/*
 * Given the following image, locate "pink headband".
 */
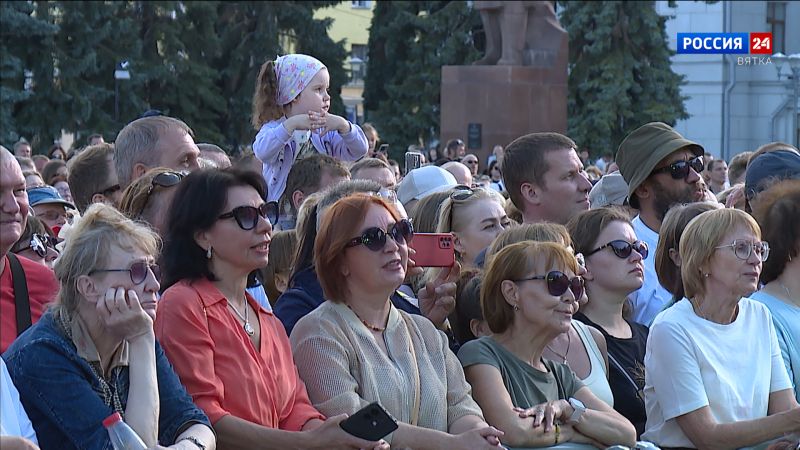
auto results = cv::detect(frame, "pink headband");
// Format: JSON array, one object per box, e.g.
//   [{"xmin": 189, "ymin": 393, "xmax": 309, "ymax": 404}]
[{"xmin": 273, "ymin": 54, "xmax": 326, "ymax": 105}]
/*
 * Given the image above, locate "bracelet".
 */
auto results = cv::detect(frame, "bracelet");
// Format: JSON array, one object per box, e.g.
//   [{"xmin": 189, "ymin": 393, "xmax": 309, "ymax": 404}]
[
  {"xmin": 554, "ymin": 423, "xmax": 560, "ymax": 445},
  {"xmin": 177, "ymin": 436, "xmax": 206, "ymax": 450}
]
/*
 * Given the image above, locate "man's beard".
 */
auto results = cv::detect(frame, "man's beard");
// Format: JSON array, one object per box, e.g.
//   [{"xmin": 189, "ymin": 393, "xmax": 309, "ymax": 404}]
[{"xmin": 651, "ymin": 179, "xmax": 698, "ymax": 222}]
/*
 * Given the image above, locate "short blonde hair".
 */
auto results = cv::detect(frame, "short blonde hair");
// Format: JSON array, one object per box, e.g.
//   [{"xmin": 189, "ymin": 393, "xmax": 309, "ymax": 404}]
[
  {"xmin": 52, "ymin": 203, "xmax": 160, "ymax": 322},
  {"xmin": 679, "ymin": 208, "xmax": 761, "ymax": 299},
  {"xmin": 482, "ymin": 241, "xmax": 578, "ymax": 334}
]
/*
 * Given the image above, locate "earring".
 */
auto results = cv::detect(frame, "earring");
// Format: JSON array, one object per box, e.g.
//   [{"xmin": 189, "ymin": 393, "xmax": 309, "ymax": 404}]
[
  {"xmin": 206, "ymin": 246, "xmax": 212, "ymax": 259},
  {"xmin": 704, "ymin": 273, "xmax": 710, "ymax": 278},
  {"xmin": 513, "ymin": 304, "xmax": 520, "ymax": 311}
]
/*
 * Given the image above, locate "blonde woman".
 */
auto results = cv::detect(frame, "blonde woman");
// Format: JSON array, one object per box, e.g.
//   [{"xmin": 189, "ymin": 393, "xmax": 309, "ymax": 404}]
[
  {"xmin": 643, "ymin": 208, "xmax": 800, "ymax": 448},
  {"xmin": 435, "ymin": 186, "xmax": 509, "ymax": 268},
  {"xmin": 3, "ymin": 204, "xmax": 215, "ymax": 450}
]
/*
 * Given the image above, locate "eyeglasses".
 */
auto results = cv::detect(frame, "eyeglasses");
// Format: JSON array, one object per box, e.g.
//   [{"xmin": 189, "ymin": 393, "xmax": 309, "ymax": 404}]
[
  {"xmin": 218, "ymin": 202, "xmax": 279, "ymax": 230},
  {"xmin": 514, "ymin": 271, "xmax": 585, "ymax": 299},
  {"xmin": 585, "ymin": 240, "xmax": 649, "ymax": 259},
  {"xmin": 651, "ymin": 156, "xmax": 704, "ymax": 180},
  {"xmin": 36, "ymin": 209, "xmax": 68, "ymax": 223},
  {"xmin": 89, "ymin": 261, "xmax": 161, "ymax": 285},
  {"xmin": 94, "ymin": 184, "xmax": 121, "ymax": 198},
  {"xmin": 137, "ymin": 172, "xmax": 184, "ymax": 217},
  {"xmin": 715, "ymin": 239, "xmax": 770, "ymax": 262},
  {"xmin": 346, "ymin": 219, "xmax": 414, "ymax": 252}
]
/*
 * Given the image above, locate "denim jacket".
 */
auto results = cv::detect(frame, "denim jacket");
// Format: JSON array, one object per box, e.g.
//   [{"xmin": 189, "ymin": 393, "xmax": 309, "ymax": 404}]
[{"xmin": 2, "ymin": 311, "xmax": 210, "ymax": 450}]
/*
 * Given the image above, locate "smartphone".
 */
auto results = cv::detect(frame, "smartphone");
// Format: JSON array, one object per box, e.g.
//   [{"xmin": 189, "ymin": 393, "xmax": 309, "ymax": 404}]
[
  {"xmin": 340, "ymin": 402, "xmax": 398, "ymax": 441},
  {"xmin": 404, "ymin": 151, "xmax": 423, "ymax": 174},
  {"xmin": 408, "ymin": 233, "xmax": 456, "ymax": 267},
  {"xmin": 378, "ymin": 143, "xmax": 389, "ymax": 154}
]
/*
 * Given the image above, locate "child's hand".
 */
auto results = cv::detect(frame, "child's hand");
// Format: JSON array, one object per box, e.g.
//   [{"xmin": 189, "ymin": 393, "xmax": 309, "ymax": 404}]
[
  {"xmin": 308, "ymin": 111, "xmax": 350, "ymax": 135},
  {"xmin": 283, "ymin": 113, "xmax": 322, "ymax": 133}
]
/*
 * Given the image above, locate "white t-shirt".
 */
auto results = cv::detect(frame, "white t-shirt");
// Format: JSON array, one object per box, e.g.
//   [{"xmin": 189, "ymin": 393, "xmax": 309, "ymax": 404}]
[
  {"xmin": 642, "ymin": 298, "xmax": 792, "ymax": 448},
  {"xmin": 629, "ymin": 215, "xmax": 673, "ymax": 326},
  {"xmin": 0, "ymin": 358, "xmax": 38, "ymax": 444}
]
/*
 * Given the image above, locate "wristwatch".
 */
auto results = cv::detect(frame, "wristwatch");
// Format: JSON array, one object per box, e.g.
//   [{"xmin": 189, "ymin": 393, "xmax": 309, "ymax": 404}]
[{"xmin": 567, "ymin": 397, "xmax": 586, "ymax": 425}]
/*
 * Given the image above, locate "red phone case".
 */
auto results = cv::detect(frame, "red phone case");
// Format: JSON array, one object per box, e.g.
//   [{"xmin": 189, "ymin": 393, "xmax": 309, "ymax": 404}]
[{"xmin": 409, "ymin": 233, "xmax": 455, "ymax": 267}]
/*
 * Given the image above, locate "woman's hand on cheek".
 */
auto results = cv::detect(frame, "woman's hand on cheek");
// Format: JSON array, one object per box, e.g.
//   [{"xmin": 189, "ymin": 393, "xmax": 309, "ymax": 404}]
[{"xmin": 96, "ymin": 287, "xmax": 153, "ymax": 342}]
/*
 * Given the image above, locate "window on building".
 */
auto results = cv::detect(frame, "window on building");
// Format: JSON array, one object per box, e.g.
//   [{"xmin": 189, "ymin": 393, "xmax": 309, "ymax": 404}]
[
  {"xmin": 767, "ymin": 2, "xmax": 786, "ymax": 53},
  {"xmin": 351, "ymin": 1, "xmax": 370, "ymax": 9}
]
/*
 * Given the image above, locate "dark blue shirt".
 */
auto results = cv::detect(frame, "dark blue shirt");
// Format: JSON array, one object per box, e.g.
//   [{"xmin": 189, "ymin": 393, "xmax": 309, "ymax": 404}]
[
  {"xmin": 274, "ymin": 266, "xmax": 420, "ymax": 336},
  {"xmin": 3, "ymin": 311, "xmax": 210, "ymax": 450}
]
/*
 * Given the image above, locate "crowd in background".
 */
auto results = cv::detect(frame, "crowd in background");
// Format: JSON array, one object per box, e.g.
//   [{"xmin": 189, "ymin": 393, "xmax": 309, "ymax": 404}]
[{"xmin": 1, "ymin": 53, "xmax": 799, "ymax": 450}]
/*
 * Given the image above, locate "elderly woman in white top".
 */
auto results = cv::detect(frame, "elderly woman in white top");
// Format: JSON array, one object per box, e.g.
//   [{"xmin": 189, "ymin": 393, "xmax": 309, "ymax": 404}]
[
  {"xmin": 291, "ymin": 194, "xmax": 504, "ymax": 449},
  {"xmin": 643, "ymin": 208, "xmax": 800, "ymax": 448}
]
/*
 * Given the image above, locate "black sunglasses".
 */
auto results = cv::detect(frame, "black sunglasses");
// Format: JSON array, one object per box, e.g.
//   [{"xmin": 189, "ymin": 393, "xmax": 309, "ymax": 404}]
[
  {"xmin": 137, "ymin": 172, "xmax": 184, "ymax": 217},
  {"xmin": 346, "ymin": 219, "xmax": 414, "ymax": 252},
  {"xmin": 89, "ymin": 261, "xmax": 161, "ymax": 285},
  {"xmin": 585, "ymin": 239, "xmax": 649, "ymax": 259},
  {"xmin": 515, "ymin": 271, "xmax": 584, "ymax": 298},
  {"xmin": 218, "ymin": 202, "xmax": 279, "ymax": 230},
  {"xmin": 651, "ymin": 156, "xmax": 704, "ymax": 180}
]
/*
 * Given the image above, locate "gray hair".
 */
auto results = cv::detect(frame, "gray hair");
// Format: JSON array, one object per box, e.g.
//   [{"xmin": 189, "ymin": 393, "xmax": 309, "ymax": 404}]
[
  {"xmin": 114, "ymin": 116, "xmax": 193, "ymax": 189},
  {"xmin": 316, "ymin": 179, "xmax": 382, "ymax": 230}
]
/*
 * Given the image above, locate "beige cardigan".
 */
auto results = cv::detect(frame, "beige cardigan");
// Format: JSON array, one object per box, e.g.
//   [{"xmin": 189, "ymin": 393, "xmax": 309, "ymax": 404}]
[{"xmin": 290, "ymin": 301, "xmax": 483, "ymax": 437}]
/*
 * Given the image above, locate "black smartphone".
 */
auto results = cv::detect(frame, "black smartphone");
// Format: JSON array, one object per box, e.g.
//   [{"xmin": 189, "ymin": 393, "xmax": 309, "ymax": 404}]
[
  {"xmin": 339, "ymin": 402, "xmax": 398, "ymax": 441},
  {"xmin": 405, "ymin": 151, "xmax": 422, "ymax": 174},
  {"xmin": 378, "ymin": 143, "xmax": 389, "ymax": 154}
]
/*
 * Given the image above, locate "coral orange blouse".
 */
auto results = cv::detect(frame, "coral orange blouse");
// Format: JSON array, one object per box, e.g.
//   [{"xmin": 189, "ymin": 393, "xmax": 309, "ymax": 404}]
[{"xmin": 155, "ymin": 278, "xmax": 324, "ymax": 430}]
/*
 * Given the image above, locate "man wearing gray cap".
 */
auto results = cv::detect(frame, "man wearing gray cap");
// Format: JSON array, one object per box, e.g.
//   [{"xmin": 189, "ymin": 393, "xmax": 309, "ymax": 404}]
[{"xmin": 616, "ymin": 122, "xmax": 706, "ymax": 326}]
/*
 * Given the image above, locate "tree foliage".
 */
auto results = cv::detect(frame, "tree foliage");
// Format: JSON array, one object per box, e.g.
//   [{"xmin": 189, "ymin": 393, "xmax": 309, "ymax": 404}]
[
  {"xmin": 1, "ymin": 1, "xmax": 346, "ymax": 154},
  {"xmin": 559, "ymin": 1, "xmax": 688, "ymax": 157},
  {"xmin": 364, "ymin": 1, "xmax": 480, "ymax": 161}
]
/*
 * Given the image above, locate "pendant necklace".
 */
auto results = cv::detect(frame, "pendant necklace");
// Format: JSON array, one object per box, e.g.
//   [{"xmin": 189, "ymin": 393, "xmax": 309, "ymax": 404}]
[
  {"xmin": 229, "ymin": 300, "xmax": 255, "ymax": 336},
  {"xmin": 546, "ymin": 332, "xmax": 571, "ymax": 365},
  {"xmin": 779, "ymin": 281, "xmax": 799, "ymax": 307}
]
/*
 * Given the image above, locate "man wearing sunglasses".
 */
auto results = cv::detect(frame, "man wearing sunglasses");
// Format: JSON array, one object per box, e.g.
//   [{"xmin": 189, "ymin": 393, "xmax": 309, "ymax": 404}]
[
  {"xmin": 0, "ymin": 148, "xmax": 59, "ymax": 353},
  {"xmin": 615, "ymin": 122, "xmax": 706, "ymax": 326}
]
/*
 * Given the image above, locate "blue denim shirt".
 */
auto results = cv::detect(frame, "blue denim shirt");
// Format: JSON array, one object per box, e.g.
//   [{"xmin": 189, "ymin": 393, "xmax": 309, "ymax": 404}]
[{"xmin": 2, "ymin": 311, "xmax": 210, "ymax": 450}]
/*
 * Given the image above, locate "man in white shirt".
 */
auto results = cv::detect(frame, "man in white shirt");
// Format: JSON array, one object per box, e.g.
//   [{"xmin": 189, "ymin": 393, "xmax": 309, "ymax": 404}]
[{"xmin": 615, "ymin": 122, "xmax": 706, "ymax": 325}]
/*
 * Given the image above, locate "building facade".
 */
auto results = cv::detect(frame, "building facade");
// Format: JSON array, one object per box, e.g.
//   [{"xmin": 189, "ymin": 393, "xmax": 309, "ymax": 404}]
[
  {"xmin": 655, "ymin": 0, "xmax": 799, "ymax": 161},
  {"xmin": 314, "ymin": 0, "xmax": 375, "ymax": 124}
]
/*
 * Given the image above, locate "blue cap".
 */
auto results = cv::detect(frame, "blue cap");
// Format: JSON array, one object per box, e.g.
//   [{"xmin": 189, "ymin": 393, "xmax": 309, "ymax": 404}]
[
  {"xmin": 745, "ymin": 150, "xmax": 800, "ymax": 200},
  {"xmin": 27, "ymin": 185, "xmax": 75, "ymax": 209}
]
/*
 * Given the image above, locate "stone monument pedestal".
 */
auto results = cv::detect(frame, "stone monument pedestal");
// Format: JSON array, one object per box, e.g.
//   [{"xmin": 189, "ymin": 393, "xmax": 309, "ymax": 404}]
[{"xmin": 440, "ymin": 63, "xmax": 567, "ymax": 165}]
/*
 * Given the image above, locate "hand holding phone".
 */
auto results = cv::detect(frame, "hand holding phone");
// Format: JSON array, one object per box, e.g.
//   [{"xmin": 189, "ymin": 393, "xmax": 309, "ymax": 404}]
[
  {"xmin": 405, "ymin": 151, "xmax": 422, "ymax": 174},
  {"xmin": 339, "ymin": 402, "xmax": 398, "ymax": 442}
]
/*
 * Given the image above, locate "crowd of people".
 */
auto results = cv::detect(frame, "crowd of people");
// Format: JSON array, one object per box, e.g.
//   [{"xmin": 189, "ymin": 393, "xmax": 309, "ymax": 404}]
[{"xmin": 1, "ymin": 52, "xmax": 799, "ymax": 450}]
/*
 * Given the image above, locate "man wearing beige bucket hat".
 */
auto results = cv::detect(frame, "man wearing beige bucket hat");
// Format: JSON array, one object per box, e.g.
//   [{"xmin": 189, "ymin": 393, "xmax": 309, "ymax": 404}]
[{"xmin": 615, "ymin": 122, "xmax": 706, "ymax": 326}]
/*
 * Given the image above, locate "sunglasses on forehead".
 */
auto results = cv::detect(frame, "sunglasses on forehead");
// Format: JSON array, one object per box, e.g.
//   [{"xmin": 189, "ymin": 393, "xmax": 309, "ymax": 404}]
[
  {"xmin": 514, "ymin": 271, "xmax": 585, "ymax": 298},
  {"xmin": 585, "ymin": 239, "xmax": 648, "ymax": 259},
  {"xmin": 89, "ymin": 261, "xmax": 161, "ymax": 285},
  {"xmin": 346, "ymin": 219, "xmax": 414, "ymax": 252},
  {"xmin": 651, "ymin": 156, "xmax": 704, "ymax": 180},
  {"xmin": 218, "ymin": 202, "xmax": 279, "ymax": 230},
  {"xmin": 137, "ymin": 171, "xmax": 184, "ymax": 217}
]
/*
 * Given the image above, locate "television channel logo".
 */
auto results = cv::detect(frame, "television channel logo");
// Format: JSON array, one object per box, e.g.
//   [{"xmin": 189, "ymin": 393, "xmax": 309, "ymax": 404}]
[{"xmin": 677, "ymin": 33, "xmax": 772, "ymax": 54}]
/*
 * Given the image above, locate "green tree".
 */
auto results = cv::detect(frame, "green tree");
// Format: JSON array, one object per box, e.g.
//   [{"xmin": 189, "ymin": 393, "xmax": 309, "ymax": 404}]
[
  {"xmin": 559, "ymin": 1, "xmax": 688, "ymax": 156},
  {"xmin": 364, "ymin": 1, "xmax": 480, "ymax": 161}
]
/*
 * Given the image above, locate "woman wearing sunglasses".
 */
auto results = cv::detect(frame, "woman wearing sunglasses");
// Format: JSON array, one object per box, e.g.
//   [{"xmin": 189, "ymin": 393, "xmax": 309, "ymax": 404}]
[
  {"xmin": 435, "ymin": 186, "xmax": 509, "ymax": 268},
  {"xmin": 3, "ymin": 203, "xmax": 215, "ymax": 450},
  {"xmin": 458, "ymin": 241, "xmax": 636, "ymax": 448},
  {"xmin": 119, "ymin": 167, "xmax": 185, "ymax": 237},
  {"xmin": 291, "ymin": 194, "xmax": 505, "ymax": 449},
  {"xmin": 155, "ymin": 169, "xmax": 385, "ymax": 450},
  {"xmin": 643, "ymin": 208, "xmax": 800, "ymax": 448},
  {"xmin": 10, "ymin": 216, "xmax": 59, "ymax": 268},
  {"xmin": 567, "ymin": 207, "xmax": 650, "ymax": 437}
]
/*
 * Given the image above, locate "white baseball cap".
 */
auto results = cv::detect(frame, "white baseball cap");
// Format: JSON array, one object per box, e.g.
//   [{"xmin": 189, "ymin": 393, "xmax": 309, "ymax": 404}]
[{"xmin": 397, "ymin": 165, "xmax": 458, "ymax": 206}]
